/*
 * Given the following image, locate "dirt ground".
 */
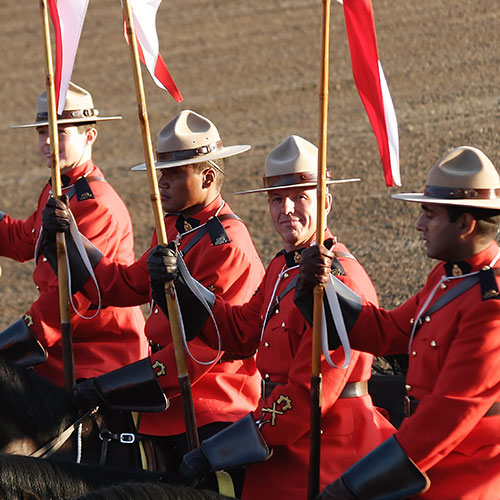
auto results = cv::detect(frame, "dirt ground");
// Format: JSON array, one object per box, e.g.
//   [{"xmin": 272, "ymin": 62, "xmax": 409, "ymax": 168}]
[{"xmin": 0, "ymin": 0, "xmax": 499, "ymax": 327}]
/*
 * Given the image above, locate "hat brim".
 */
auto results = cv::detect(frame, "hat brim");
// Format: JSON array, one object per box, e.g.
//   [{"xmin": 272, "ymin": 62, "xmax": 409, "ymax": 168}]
[
  {"xmin": 236, "ymin": 177, "xmax": 360, "ymax": 195},
  {"xmin": 131, "ymin": 145, "xmax": 251, "ymax": 171},
  {"xmin": 392, "ymin": 192, "xmax": 500, "ymax": 210},
  {"xmin": 11, "ymin": 116, "xmax": 122, "ymax": 129}
]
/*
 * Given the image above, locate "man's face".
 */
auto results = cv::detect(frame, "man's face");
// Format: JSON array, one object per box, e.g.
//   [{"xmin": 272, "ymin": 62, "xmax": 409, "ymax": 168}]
[
  {"xmin": 268, "ymin": 186, "xmax": 331, "ymax": 252},
  {"xmin": 158, "ymin": 165, "xmax": 207, "ymax": 216},
  {"xmin": 37, "ymin": 125, "xmax": 92, "ymax": 172},
  {"xmin": 415, "ymin": 203, "xmax": 464, "ymax": 261}
]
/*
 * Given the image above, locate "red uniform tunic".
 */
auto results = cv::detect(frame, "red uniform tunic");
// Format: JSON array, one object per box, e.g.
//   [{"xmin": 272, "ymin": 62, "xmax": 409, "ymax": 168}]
[
  {"xmin": 345, "ymin": 242, "xmax": 500, "ymax": 499},
  {"xmin": 0, "ymin": 160, "xmax": 148, "ymax": 386},
  {"xmin": 81, "ymin": 196, "xmax": 264, "ymax": 436},
  {"xmin": 199, "ymin": 232, "xmax": 395, "ymax": 500}
]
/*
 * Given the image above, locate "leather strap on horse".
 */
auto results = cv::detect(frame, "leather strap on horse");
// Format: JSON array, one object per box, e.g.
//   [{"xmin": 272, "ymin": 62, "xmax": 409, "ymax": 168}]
[{"xmin": 30, "ymin": 407, "xmax": 97, "ymax": 459}]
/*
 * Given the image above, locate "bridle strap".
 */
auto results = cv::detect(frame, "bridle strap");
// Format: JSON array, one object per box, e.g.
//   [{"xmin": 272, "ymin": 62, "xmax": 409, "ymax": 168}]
[{"xmin": 30, "ymin": 407, "xmax": 97, "ymax": 459}]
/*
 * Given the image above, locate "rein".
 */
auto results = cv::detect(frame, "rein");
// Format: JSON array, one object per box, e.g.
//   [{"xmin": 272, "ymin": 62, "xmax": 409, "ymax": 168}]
[{"xmin": 30, "ymin": 406, "xmax": 98, "ymax": 460}]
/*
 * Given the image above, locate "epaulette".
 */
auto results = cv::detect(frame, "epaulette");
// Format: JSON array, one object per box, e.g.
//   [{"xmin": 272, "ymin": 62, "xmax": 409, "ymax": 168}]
[
  {"xmin": 207, "ymin": 215, "xmax": 232, "ymax": 246},
  {"xmin": 479, "ymin": 267, "xmax": 500, "ymax": 300},
  {"xmin": 73, "ymin": 177, "xmax": 95, "ymax": 201}
]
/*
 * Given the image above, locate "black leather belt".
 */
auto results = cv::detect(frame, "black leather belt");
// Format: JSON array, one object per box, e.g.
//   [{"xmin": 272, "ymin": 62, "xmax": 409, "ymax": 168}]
[
  {"xmin": 405, "ymin": 397, "xmax": 500, "ymax": 418},
  {"xmin": 339, "ymin": 380, "xmax": 368, "ymax": 398},
  {"xmin": 261, "ymin": 379, "xmax": 368, "ymax": 400}
]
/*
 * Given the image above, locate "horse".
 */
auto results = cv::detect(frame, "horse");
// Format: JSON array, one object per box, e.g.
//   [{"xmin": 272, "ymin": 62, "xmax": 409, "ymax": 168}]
[
  {"xmin": 67, "ymin": 482, "xmax": 232, "ymax": 500},
  {"xmin": 0, "ymin": 356, "xmax": 150, "ymax": 469},
  {"xmin": 0, "ymin": 453, "xmax": 166, "ymax": 500}
]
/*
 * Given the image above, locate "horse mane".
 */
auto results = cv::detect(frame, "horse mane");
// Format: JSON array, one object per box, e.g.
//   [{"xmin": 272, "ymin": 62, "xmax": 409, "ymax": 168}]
[
  {"xmin": 0, "ymin": 453, "xmax": 163, "ymax": 500},
  {"xmin": 68, "ymin": 481, "xmax": 232, "ymax": 500},
  {"xmin": 0, "ymin": 358, "xmax": 78, "ymax": 449}
]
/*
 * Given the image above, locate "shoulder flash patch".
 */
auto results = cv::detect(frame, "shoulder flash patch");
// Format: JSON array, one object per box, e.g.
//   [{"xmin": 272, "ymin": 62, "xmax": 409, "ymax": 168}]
[
  {"xmin": 74, "ymin": 177, "xmax": 95, "ymax": 202},
  {"xmin": 479, "ymin": 267, "xmax": 500, "ymax": 300}
]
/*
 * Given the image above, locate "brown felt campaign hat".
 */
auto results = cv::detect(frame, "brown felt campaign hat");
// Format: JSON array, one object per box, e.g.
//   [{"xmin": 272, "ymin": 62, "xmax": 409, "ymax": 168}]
[
  {"xmin": 132, "ymin": 110, "xmax": 250, "ymax": 171},
  {"xmin": 12, "ymin": 82, "xmax": 121, "ymax": 129},
  {"xmin": 236, "ymin": 135, "xmax": 359, "ymax": 195},
  {"xmin": 392, "ymin": 146, "xmax": 500, "ymax": 210}
]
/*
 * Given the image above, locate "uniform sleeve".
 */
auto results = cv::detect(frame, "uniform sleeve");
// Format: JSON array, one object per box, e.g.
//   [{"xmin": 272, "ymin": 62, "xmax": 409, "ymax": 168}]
[
  {"xmin": 81, "ymin": 251, "xmax": 151, "ymax": 307},
  {"xmin": 0, "ymin": 212, "xmax": 38, "ymax": 262},
  {"xmin": 149, "ymin": 234, "xmax": 265, "ymax": 397}
]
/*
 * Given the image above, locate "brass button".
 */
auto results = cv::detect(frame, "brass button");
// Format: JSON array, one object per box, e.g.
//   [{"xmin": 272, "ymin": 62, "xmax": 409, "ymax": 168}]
[
  {"xmin": 264, "ymin": 374, "xmax": 270, "ymax": 380},
  {"xmin": 430, "ymin": 340, "xmax": 437, "ymax": 347},
  {"xmin": 283, "ymin": 272, "xmax": 290, "ymax": 279},
  {"xmin": 42, "ymin": 257, "xmax": 48, "ymax": 262},
  {"xmin": 154, "ymin": 308, "xmax": 159, "ymax": 314},
  {"xmin": 264, "ymin": 342, "xmax": 270, "ymax": 348},
  {"xmin": 405, "ymin": 384, "xmax": 412, "ymax": 392},
  {"xmin": 412, "ymin": 351, "xmax": 417, "ymax": 356},
  {"xmin": 410, "ymin": 318, "xmax": 415, "ymax": 324},
  {"xmin": 424, "ymin": 316, "xmax": 431, "ymax": 323},
  {"xmin": 281, "ymin": 322, "xmax": 285, "ymax": 328},
  {"xmin": 440, "ymin": 283, "xmax": 447, "ymax": 290},
  {"xmin": 35, "ymin": 285, "xmax": 40, "ymax": 290}
]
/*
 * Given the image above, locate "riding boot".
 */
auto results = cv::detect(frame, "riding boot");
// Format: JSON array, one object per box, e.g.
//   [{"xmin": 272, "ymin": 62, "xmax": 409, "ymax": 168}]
[
  {"xmin": 0, "ymin": 318, "xmax": 47, "ymax": 368},
  {"xmin": 74, "ymin": 358, "xmax": 168, "ymax": 412}
]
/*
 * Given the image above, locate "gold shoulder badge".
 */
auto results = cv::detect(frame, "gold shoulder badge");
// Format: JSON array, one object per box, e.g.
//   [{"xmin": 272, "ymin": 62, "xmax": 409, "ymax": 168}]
[
  {"xmin": 293, "ymin": 252, "xmax": 301, "ymax": 264},
  {"xmin": 207, "ymin": 285, "xmax": 216, "ymax": 292},
  {"xmin": 260, "ymin": 394, "xmax": 293, "ymax": 427},
  {"xmin": 23, "ymin": 313, "xmax": 34, "ymax": 328},
  {"xmin": 152, "ymin": 360, "xmax": 166, "ymax": 377}
]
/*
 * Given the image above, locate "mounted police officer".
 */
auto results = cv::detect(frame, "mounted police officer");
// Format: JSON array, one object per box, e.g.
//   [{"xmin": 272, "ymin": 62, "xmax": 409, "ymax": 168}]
[
  {"xmin": 41, "ymin": 109, "xmax": 265, "ymax": 490},
  {"xmin": 0, "ymin": 82, "xmax": 148, "ymax": 384},
  {"xmin": 300, "ymin": 146, "xmax": 500, "ymax": 499},
  {"xmin": 148, "ymin": 135, "xmax": 395, "ymax": 499}
]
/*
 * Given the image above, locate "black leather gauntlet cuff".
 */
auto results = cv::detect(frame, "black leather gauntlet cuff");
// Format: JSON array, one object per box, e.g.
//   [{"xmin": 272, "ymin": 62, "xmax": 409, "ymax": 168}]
[
  {"xmin": 0, "ymin": 318, "xmax": 47, "ymax": 368},
  {"xmin": 152, "ymin": 268, "xmax": 215, "ymax": 342},
  {"xmin": 341, "ymin": 436, "xmax": 430, "ymax": 499},
  {"xmin": 75, "ymin": 358, "xmax": 168, "ymax": 412},
  {"xmin": 41, "ymin": 232, "xmax": 102, "ymax": 294}
]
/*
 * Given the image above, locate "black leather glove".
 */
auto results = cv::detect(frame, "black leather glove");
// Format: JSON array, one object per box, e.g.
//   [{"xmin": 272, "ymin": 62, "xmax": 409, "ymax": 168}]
[
  {"xmin": 42, "ymin": 194, "xmax": 70, "ymax": 235},
  {"xmin": 147, "ymin": 243, "xmax": 178, "ymax": 316}
]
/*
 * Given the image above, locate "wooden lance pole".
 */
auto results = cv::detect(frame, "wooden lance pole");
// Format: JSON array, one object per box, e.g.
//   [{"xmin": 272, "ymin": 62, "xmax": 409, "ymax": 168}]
[
  {"xmin": 39, "ymin": 0, "xmax": 75, "ymax": 391},
  {"xmin": 308, "ymin": 0, "xmax": 332, "ymax": 498},
  {"xmin": 122, "ymin": 0, "xmax": 200, "ymax": 451}
]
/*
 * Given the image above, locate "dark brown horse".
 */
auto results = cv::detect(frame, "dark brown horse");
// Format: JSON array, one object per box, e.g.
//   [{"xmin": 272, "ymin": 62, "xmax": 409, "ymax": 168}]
[{"xmin": 0, "ymin": 357, "xmax": 147, "ymax": 469}]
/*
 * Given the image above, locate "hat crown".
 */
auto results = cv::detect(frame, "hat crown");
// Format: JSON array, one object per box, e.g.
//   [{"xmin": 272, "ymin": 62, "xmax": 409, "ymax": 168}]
[
  {"xmin": 427, "ymin": 146, "xmax": 500, "ymax": 190},
  {"xmin": 36, "ymin": 82, "xmax": 95, "ymax": 114},
  {"xmin": 265, "ymin": 135, "xmax": 317, "ymax": 178},
  {"xmin": 157, "ymin": 110, "xmax": 222, "ymax": 154}
]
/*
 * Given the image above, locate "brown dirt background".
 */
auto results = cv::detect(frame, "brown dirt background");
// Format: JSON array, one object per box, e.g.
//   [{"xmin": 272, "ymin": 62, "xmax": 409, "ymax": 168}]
[{"xmin": 1, "ymin": 0, "xmax": 499, "ymax": 327}]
